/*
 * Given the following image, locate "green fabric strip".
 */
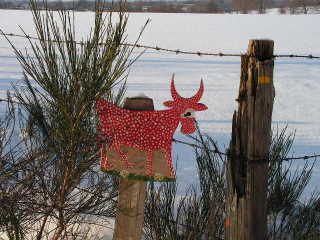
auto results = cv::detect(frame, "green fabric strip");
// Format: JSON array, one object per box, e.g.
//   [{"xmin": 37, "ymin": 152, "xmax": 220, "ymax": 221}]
[{"xmin": 101, "ymin": 168, "xmax": 176, "ymax": 182}]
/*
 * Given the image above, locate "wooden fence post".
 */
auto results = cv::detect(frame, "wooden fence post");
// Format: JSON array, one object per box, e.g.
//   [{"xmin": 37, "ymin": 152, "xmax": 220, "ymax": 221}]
[
  {"xmin": 226, "ymin": 39, "xmax": 275, "ymax": 240},
  {"xmin": 112, "ymin": 97, "xmax": 154, "ymax": 240}
]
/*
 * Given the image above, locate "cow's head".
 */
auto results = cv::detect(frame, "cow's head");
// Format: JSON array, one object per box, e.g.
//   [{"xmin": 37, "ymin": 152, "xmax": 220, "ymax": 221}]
[{"xmin": 163, "ymin": 75, "xmax": 208, "ymax": 135}]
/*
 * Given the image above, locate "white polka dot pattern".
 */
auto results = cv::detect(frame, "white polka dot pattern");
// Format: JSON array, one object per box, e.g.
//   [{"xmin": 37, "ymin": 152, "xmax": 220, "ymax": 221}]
[{"xmin": 96, "ymin": 77, "xmax": 208, "ymax": 177}]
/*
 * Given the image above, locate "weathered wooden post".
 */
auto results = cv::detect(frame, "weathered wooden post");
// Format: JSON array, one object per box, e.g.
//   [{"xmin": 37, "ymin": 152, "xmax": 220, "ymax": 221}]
[
  {"xmin": 112, "ymin": 97, "xmax": 153, "ymax": 240},
  {"xmin": 226, "ymin": 39, "xmax": 275, "ymax": 240}
]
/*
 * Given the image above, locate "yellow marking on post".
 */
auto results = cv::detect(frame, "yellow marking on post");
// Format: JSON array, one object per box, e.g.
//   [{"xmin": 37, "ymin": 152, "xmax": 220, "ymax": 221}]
[{"xmin": 258, "ymin": 75, "xmax": 271, "ymax": 84}]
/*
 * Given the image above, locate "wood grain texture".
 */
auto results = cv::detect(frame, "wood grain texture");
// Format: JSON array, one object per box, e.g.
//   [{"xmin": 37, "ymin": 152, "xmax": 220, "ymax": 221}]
[
  {"xmin": 113, "ymin": 97, "xmax": 154, "ymax": 240},
  {"xmin": 226, "ymin": 40, "xmax": 274, "ymax": 240}
]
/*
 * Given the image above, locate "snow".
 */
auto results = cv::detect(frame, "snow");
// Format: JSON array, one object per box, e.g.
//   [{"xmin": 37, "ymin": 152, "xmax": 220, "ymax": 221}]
[{"xmin": 1, "ymin": 10, "xmax": 320, "ymax": 238}]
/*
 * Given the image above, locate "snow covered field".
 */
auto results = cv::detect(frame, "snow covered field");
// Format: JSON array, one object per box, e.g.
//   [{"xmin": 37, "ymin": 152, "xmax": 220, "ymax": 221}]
[{"xmin": 1, "ymin": 10, "xmax": 320, "ymax": 191}]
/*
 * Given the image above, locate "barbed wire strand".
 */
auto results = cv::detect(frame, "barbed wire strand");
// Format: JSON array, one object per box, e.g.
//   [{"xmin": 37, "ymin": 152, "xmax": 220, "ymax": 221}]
[
  {"xmin": 282, "ymin": 154, "xmax": 320, "ymax": 161},
  {"xmin": 173, "ymin": 138, "xmax": 320, "ymax": 162},
  {"xmin": 1, "ymin": 32, "xmax": 320, "ymax": 59}
]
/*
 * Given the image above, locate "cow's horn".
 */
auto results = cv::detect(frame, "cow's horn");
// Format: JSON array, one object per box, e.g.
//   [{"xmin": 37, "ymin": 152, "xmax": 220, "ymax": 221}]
[
  {"xmin": 170, "ymin": 74, "xmax": 183, "ymax": 101},
  {"xmin": 190, "ymin": 79, "xmax": 204, "ymax": 102}
]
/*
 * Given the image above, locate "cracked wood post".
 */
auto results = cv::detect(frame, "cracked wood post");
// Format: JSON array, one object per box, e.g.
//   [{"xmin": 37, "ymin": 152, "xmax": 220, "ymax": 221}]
[
  {"xmin": 226, "ymin": 39, "xmax": 275, "ymax": 240},
  {"xmin": 113, "ymin": 97, "xmax": 154, "ymax": 240}
]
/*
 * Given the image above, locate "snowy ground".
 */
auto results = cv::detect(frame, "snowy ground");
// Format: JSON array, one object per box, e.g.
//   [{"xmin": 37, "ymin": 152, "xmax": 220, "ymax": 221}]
[{"xmin": 1, "ymin": 10, "xmax": 320, "ymax": 238}]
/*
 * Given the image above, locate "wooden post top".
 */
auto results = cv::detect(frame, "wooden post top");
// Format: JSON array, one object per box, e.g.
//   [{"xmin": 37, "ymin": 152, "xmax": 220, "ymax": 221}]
[
  {"xmin": 123, "ymin": 97, "xmax": 154, "ymax": 111},
  {"xmin": 247, "ymin": 39, "xmax": 274, "ymax": 61}
]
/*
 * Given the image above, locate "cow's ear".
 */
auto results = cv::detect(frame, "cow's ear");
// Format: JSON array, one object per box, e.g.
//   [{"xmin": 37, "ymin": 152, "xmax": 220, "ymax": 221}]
[
  {"xmin": 193, "ymin": 103, "xmax": 208, "ymax": 111},
  {"xmin": 163, "ymin": 100, "xmax": 175, "ymax": 108}
]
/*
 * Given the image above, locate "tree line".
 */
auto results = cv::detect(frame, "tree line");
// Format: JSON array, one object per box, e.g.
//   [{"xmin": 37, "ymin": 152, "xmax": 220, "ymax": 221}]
[
  {"xmin": 232, "ymin": 0, "xmax": 320, "ymax": 14},
  {"xmin": 0, "ymin": 0, "xmax": 319, "ymax": 14}
]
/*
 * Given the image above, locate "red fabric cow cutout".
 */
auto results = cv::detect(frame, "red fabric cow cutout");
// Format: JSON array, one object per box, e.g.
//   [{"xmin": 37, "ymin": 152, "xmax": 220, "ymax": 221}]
[{"xmin": 96, "ymin": 75, "xmax": 207, "ymax": 181}]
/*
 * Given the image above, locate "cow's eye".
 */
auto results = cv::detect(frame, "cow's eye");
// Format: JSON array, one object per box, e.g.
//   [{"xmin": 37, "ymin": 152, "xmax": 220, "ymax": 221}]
[{"xmin": 184, "ymin": 112, "xmax": 192, "ymax": 117}]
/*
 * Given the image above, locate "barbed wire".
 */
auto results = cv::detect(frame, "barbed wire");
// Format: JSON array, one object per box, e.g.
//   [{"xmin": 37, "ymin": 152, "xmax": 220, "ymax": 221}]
[
  {"xmin": 273, "ymin": 54, "xmax": 320, "ymax": 59},
  {"xmin": 282, "ymin": 153, "xmax": 320, "ymax": 161},
  {"xmin": 1, "ymin": 31, "xmax": 320, "ymax": 59},
  {"xmin": 173, "ymin": 138, "xmax": 320, "ymax": 162}
]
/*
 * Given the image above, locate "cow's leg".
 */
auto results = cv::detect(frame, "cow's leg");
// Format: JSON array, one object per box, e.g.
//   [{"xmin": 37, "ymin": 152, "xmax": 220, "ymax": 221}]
[
  {"xmin": 165, "ymin": 148, "xmax": 174, "ymax": 177},
  {"xmin": 110, "ymin": 142, "xmax": 133, "ymax": 169},
  {"xmin": 146, "ymin": 150, "xmax": 153, "ymax": 176},
  {"xmin": 100, "ymin": 145, "xmax": 112, "ymax": 170}
]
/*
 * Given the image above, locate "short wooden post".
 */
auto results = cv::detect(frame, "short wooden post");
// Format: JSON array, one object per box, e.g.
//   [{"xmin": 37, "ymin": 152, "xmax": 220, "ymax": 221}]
[
  {"xmin": 112, "ymin": 97, "xmax": 154, "ymax": 240},
  {"xmin": 226, "ymin": 39, "xmax": 275, "ymax": 240}
]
